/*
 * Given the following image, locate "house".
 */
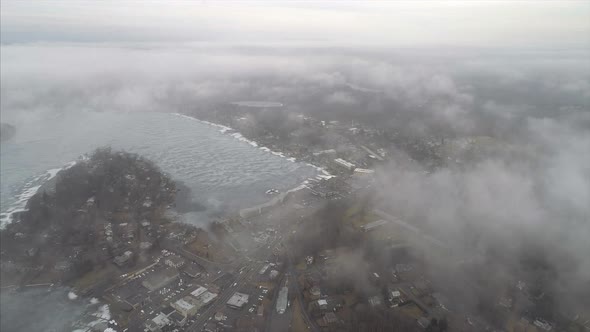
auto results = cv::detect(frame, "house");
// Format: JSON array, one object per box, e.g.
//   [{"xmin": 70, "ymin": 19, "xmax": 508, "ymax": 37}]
[
  {"xmin": 317, "ymin": 299, "xmax": 328, "ymax": 310},
  {"xmin": 114, "ymin": 250, "xmax": 133, "ymax": 267},
  {"xmin": 388, "ymin": 289, "xmax": 403, "ymax": 307}
]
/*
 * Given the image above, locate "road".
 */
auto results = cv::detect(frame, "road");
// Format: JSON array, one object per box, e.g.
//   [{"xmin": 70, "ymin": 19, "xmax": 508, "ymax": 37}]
[
  {"xmin": 186, "ymin": 260, "xmax": 265, "ymax": 331},
  {"xmin": 161, "ymin": 240, "xmax": 235, "ymax": 273},
  {"xmin": 266, "ymin": 275, "xmax": 294, "ymax": 332},
  {"xmin": 179, "ymin": 195, "xmax": 323, "ymax": 331},
  {"xmin": 285, "ymin": 249, "xmax": 320, "ymax": 332},
  {"xmin": 185, "ymin": 225, "xmax": 287, "ymax": 331}
]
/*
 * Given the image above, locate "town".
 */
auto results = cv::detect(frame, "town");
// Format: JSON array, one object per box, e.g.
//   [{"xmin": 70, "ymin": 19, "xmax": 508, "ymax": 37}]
[{"xmin": 1, "ymin": 106, "xmax": 587, "ymax": 332}]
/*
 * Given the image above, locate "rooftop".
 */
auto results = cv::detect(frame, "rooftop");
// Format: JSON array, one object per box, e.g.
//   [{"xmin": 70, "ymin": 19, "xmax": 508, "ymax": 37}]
[
  {"xmin": 198, "ymin": 291, "xmax": 218, "ymax": 305},
  {"xmin": 174, "ymin": 298, "xmax": 195, "ymax": 312},
  {"xmin": 227, "ymin": 292, "xmax": 249, "ymax": 308},
  {"xmin": 151, "ymin": 312, "xmax": 171, "ymax": 327},
  {"xmin": 276, "ymin": 287, "xmax": 288, "ymax": 313},
  {"xmin": 191, "ymin": 286, "xmax": 207, "ymax": 298}
]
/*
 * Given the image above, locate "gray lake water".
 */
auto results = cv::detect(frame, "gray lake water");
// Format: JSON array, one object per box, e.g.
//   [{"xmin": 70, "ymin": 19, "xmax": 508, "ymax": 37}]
[{"xmin": 0, "ymin": 111, "xmax": 317, "ymax": 227}]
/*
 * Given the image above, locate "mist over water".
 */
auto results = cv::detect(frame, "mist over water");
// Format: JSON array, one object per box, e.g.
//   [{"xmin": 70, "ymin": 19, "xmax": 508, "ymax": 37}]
[
  {"xmin": 0, "ymin": 287, "xmax": 85, "ymax": 331},
  {"xmin": 0, "ymin": 111, "xmax": 317, "ymax": 227}
]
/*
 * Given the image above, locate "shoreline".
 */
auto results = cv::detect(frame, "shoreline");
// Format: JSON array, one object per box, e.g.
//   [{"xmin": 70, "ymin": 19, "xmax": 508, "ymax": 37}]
[
  {"xmin": 171, "ymin": 112, "xmax": 336, "ymax": 216},
  {"xmin": 0, "ymin": 160, "xmax": 78, "ymax": 228},
  {"xmin": 171, "ymin": 112, "xmax": 334, "ymax": 179},
  {"xmin": 1, "ymin": 112, "xmax": 334, "ymax": 228}
]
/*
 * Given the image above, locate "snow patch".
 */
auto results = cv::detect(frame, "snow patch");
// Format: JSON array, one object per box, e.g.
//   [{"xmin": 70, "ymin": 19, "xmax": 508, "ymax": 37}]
[
  {"xmin": 1, "ymin": 160, "xmax": 78, "ymax": 228},
  {"xmin": 68, "ymin": 291, "xmax": 78, "ymax": 300}
]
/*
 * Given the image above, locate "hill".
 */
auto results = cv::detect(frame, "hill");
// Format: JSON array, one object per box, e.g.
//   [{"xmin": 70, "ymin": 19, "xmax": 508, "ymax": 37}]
[{"xmin": 0, "ymin": 148, "xmax": 177, "ymax": 286}]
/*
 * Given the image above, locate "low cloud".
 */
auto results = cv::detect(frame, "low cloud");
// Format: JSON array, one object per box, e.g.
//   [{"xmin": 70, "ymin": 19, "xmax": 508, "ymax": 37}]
[
  {"xmin": 324, "ymin": 91, "xmax": 359, "ymax": 106},
  {"xmin": 374, "ymin": 114, "xmax": 590, "ymax": 316}
]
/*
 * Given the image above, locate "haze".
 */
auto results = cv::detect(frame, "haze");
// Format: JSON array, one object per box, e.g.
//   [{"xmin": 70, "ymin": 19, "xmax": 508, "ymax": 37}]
[
  {"xmin": 1, "ymin": 1, "xmax": 589, "ymax": 332},
  {"xmin": 2, "ymin": 1, "xmax": 589, "ymax": 48}
]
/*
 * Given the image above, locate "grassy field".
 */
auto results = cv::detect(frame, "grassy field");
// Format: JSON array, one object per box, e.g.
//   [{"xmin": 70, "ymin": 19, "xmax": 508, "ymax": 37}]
[
  {"xmin": 296, "ymin": 261, "xmax": 307, "ymax": 271},
  {"xmin": 73, "ymin": 264, "xmax": 117, "ymax": 292},
  {"xmin": 397, "ymin": 303, "xmax": 426, "ymax": 320},
  {"xmin": 505, "ymin": 315, "xmax": 541, "ymax": 332},
  {"xmin": 290, "ymin": 297, "xmax": 311, "ymax": 332},
  {"xmin": 343, "ymin": 201, "xmax": 380, "ymax": 228},
  {"xmin": 342, "ymin": 292, "xmax": 358, "ymax": 307}
]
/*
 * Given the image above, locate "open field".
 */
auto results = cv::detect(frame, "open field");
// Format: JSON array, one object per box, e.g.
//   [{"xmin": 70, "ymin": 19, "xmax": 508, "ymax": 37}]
[{"xmin": 290, "ymin": 297, "xmax": 311, "ymax": 332}]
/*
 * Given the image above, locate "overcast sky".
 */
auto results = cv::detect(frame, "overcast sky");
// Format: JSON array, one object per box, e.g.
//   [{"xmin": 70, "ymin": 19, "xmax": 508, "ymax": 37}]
[{"xmin": 2, "ymin": 1, "xmax": 589, "ymax": 48}]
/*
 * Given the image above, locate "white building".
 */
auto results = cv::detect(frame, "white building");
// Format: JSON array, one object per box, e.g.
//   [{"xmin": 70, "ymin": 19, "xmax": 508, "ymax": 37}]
[
  {"xmin": 172, "ymin": 297, "xmax": 197, "ymax": 317},
  {"xmin": 145, "ymin": 313, "xmax": 171, "ymax": 332},
  {"xmin": 276, "ymin": 287, "xmax": 289, "ymax": 314}
]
